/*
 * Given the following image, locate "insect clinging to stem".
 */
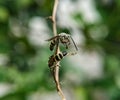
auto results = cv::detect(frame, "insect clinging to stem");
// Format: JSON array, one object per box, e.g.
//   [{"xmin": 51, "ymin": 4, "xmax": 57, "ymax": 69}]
[
  {"xmin": 48, "ymin": 51, "xmax": 68, "ymax": 68},
  {"xmin": 48, "ymin": 50, "xmax": 77, "ymax": 68},
  {"xmin": 46, "ymin": 33, "xmax": 78, "ymax": 51}
]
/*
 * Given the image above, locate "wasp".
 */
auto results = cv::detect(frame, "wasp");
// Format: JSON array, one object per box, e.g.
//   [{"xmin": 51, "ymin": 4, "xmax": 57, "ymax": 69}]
[
  {"xmin": 46, "ymin": 33, "xmax": 78, "ymax": 51},
  {"xmin": 48, "ymin": 51, "xmax": 77, "ymax": 68},
  {"xmin": 48, "ymin": 51, "xmax": 67, "ymax": 68}
]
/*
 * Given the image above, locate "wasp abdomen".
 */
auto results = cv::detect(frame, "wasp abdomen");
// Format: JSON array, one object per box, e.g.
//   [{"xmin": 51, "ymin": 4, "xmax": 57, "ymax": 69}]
[
  {"xmin": 59, "ymin": 53, "xmax": 63, "ymax": 59},
  {"xmin": 48, "ymin": 55, "xmax": 55, "ymax": 67},
  {"xmin": 50, "ymin": 42, "xmax": 55, "ymax": 51},
  {"xmin": 55, "ymin": 53, "xmax": 62, "ymax": 61},
  {"xmin": 49, "ymin": 39, "xmax": 58, "ymax": 51},
  {"xmin": 48, "ymin": 51, "xmax": 68, "ymax": 67}
]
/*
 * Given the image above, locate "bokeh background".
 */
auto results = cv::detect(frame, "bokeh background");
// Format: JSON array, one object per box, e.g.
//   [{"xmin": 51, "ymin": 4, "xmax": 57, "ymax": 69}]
[{"xmin": 0, "ymin": 0, "xmax": 120, "ymax": 100}]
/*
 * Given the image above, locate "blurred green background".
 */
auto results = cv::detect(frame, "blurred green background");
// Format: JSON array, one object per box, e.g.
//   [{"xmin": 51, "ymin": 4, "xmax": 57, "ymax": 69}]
[{"xmin": 0, "ymin": 0, "xmax": 120, "ymax": 100}]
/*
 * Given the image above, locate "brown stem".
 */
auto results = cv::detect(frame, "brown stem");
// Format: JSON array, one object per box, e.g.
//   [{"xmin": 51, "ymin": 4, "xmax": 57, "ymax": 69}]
[
  {"xmin": 51, "ymin": 0, "xmax": 66, "ymax": 100},
  {"xmin": 52, "ymin": 0, "xmax": 58, "ymax": 36},
  {"xmin": 53, "ymin": 64, "xmax": 66, "ymax": 100}
]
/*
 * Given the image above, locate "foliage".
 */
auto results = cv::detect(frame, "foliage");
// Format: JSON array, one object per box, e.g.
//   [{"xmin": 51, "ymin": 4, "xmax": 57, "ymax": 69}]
[{"xmin": 0, "ymin": 0, "xmax": 120, "ymax": 100}]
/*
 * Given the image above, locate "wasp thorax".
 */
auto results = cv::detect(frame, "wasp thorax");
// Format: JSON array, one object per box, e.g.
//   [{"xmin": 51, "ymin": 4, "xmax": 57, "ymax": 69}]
[{"xmin": 46, "ymin": 32, "xmax": 72, "ymax": 51}]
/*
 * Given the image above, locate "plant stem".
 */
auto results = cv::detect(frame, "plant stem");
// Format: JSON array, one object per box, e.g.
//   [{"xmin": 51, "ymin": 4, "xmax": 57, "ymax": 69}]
[
  {"xmin": 52, "ymin": 0, "xmax": 58, "ymax": 36},
  {"xmin": 51, "ymin": 0, "xmax": 66, "ymax": 100}
]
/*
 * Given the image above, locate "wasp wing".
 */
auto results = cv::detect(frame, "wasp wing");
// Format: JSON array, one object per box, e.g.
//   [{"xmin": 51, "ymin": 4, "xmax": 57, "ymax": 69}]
[{"xmin": 45, "ymin": 36, "xmax": 59, "ymax": 41}]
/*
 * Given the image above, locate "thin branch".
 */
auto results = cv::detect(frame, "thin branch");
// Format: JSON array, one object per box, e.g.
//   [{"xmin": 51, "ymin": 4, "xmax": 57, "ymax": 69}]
[
  {"xmin": 54, "ymin": 40, "xmax": 66, "ymax": 100},
  {"xmin": 53, "ymin": 64, "xmax": 66, "ymax": 100},
  {"xmin": 52, "ymin": 0, "xmax": 58, "ymax": 36},
  {"xmin": 51, "ymin": 0, "xmax": 66, "ymax": 100}
]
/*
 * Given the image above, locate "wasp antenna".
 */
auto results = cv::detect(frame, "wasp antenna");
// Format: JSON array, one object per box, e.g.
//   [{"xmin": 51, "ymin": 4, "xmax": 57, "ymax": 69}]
[{"xmin": 70, "ymin": 36, "xmax": 78, "ymax": 51}]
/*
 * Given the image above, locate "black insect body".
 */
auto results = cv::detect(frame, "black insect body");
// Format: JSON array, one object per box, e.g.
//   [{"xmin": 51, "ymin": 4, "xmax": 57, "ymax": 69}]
[
  {"xmin": 46, "ymin": 35, "xmax": 59, "ymax": 51},
  {"xmin": 46, "ymin": 33, "xmax": 78, "ymax": 51},
  {"xmin": 48, "ymin": 51, "xmax": 67, "ymax": 68},
  {"xmin": 49, "ymin": 38, "xmax": 59, "ymax": 51}
]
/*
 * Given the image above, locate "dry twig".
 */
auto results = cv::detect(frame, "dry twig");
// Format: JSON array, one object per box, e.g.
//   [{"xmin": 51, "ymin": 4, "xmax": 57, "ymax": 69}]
[{"xmin": 50, "ymin": 0, "xmax": 66, "ymax": 100}]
